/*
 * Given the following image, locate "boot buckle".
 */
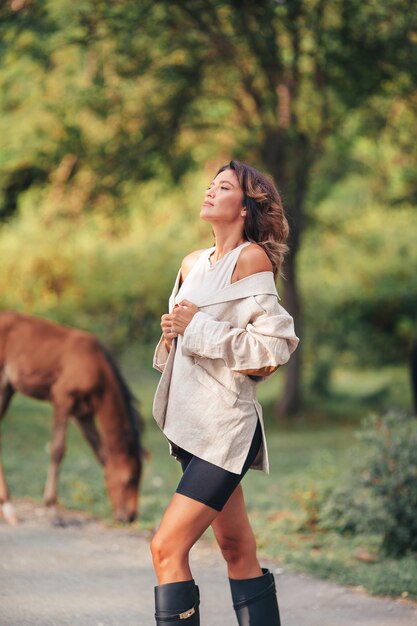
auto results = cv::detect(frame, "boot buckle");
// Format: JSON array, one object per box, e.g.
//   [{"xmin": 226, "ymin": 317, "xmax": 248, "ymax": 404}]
[{"xmin": 179, "ymin": 607, "xmax": 195, "ymax": 619}]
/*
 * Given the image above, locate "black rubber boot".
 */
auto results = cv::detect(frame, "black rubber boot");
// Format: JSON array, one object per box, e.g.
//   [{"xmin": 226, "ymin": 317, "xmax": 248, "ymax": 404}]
[
  {"xmin": 229, "ymin": 568, "xmax": 281, "ymax": 625},
  {"xmin": 154, "ymin": 578, "xmax": 200, "ymax": 624}
]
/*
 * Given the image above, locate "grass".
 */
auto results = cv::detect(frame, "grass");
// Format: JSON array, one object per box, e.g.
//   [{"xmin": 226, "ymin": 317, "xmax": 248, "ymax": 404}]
[{"xmin": 1, "ymin": 356, "xmax": 416, "ymax": 601}]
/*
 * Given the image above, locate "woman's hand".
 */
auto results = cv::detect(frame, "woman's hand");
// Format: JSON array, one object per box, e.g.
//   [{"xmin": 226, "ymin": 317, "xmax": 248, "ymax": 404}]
[
  {"xmin": 161, "ymin": 299, "xmax": 198, "ymax": 351},
  {"xmin": 172, "ymin": 300, "xmax": 198, "ymax": 335},
  {"xmin": 161, "ymin": 313, "xmax": 177, "ymax": 351}
]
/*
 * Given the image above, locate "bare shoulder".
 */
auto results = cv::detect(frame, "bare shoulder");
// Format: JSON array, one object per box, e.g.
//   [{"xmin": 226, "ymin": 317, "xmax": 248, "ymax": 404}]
[
  {"xmin": 233, "ymin": 243, "xmax": 272, "ymax": 281},
  {"xmin": 180, "ymin": 249, "xmax": 206, "ymax": 282}
]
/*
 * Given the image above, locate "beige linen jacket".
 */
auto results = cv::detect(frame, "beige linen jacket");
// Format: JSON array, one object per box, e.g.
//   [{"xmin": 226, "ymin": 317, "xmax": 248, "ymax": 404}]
[{"xmin": 152, "ymin": 269, "xmax": 299, "ymax": 474}]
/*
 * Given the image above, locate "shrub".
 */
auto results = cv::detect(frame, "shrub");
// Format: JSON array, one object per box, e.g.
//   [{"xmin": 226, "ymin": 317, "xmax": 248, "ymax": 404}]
[{"xmin": 319, "ymin": 411, "xmax": 417, "ymax": 557}]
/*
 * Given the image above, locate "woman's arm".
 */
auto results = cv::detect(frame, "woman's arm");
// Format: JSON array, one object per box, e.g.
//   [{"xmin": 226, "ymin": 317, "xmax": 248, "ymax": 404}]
[
  {"xmin": 156, "ymin": 243, "xmax": 298, "ymax": 377},
  {"xmin": 172, "ymin": 245, "xmax": 297, "ymax": 377},
  {"xmin": 180, "ymin": 295, "xmax": 299, "ymax": 375},
  {"xmin": 171, "ymin": 243, "xmax": 274, "ymax": 340}
]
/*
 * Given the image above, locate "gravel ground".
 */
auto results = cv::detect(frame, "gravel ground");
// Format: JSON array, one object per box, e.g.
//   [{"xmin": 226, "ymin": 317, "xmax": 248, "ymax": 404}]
[{"xmin": 1, "ymin": 501, "xmax": 416, "ymax": 626}]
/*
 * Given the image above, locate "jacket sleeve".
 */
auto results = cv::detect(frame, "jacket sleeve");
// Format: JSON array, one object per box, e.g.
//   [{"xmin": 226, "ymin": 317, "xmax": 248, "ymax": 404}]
[
  {"xmin": 152, "ymin": 268, "xmax": 182, "ymax": 373},
  {"xmin": 152, "ymin": 335, "xmax": 170, "ymax": 373},
  {"xmin": 181, "ymin": 295, "xmax": 299, "ymax": 375}
]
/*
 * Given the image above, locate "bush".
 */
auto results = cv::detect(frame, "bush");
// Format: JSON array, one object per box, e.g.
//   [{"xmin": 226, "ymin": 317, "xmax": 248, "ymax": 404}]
[
  {"xmin": 309, "ymin": 347, "xmax": 333, "ymax": 397},
  {"xmin": 0, "ymin": 177, "xmax": 204, "ymax": 352},
  {"xmin": 299, "ymin": 201, "xmax": 417, "ymax": 368},
  {"xmin": 319, "ymin": 411, "xmax": 417, "ymax": 557}
]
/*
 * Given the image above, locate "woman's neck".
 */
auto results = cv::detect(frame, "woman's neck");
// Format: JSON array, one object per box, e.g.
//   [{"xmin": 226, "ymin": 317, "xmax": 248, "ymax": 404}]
[{"xmin": 211, "ymin": 233, "xmax": 246, "ymax": 262}]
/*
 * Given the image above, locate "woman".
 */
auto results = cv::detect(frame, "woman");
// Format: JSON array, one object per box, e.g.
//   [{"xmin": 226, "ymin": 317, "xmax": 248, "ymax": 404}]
[{"xmin": 151, "ymin": 160, "xmax": 299, "ymax": 625}]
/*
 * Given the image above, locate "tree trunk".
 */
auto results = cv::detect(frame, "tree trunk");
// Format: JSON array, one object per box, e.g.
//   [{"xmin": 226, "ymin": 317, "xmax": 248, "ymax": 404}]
[
  {"xmin": 410, "ymin": 339, "xmax": 417, "ymax": 416},
  {"xmin": 262, "ymin": 132, "xmax": 309, "ymax": 419},
  {"xmin": 276, "ymin": 243, "xmax": 302, "ymax": 417}
]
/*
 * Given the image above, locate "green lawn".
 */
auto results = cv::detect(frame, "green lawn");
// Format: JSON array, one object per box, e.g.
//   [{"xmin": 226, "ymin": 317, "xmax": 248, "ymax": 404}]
[{"xmin": 1, "ymin": 357, "xmax": 416, "ymax": 600}]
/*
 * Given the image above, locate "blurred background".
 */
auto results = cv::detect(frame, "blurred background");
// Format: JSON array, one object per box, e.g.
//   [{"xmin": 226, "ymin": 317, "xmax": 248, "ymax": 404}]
[{"xmin": 1, "ymin": 0, "xmax": 417, "ymax": 599}]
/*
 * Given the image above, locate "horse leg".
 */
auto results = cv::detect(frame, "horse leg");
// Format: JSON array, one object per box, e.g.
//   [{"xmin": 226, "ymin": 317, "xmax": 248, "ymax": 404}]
[
  {"xmin": 0, "ymin": 383, "xmax": 17, "ymax": 524},
  {"xmin": 43, "ymin": 408, "xmax": 69, "ymax": 507},
  {"xmin": 73, "ymin": 414, "xmax": 106, "ymax": 465}
]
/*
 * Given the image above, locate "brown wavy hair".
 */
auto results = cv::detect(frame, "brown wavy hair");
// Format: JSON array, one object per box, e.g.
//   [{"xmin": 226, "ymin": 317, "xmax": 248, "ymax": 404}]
[{"xmin": 215, "ymin": 160, "xmax": 289, "ymax": 279}]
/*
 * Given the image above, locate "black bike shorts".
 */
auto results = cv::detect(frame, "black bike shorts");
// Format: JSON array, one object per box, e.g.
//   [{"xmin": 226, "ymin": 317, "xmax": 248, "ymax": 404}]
[{"xmin": 174, "ymin": 419, "xmax": 262, "ymax": 512}]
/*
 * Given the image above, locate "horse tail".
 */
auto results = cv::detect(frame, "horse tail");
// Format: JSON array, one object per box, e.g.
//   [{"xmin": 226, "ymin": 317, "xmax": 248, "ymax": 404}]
[{"xmin": 98, "ymin": 343, "xmax": 145, "ymax": 458}]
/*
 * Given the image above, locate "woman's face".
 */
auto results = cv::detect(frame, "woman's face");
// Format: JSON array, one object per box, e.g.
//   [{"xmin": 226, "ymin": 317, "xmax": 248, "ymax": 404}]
[{"xmin": 200, "ymin": 168, "xmax": 245, "ymax": 225}]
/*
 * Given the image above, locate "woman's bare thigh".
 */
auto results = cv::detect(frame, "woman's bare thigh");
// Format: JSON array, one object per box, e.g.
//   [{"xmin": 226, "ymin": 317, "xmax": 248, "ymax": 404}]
[
  {"xmin": 156, "ymin": 492, "xmax": 219, "ymax": 547},
  {"xmin": 151, "ymin": 492, "xmax": 220, "ymax": 583}
]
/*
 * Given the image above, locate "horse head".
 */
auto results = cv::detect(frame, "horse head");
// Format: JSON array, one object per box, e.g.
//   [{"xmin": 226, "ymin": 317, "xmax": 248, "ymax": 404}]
[
  {"xmin": 98, "ymin": 344, "xmax": 147, "ymax": 523},
  {"xmin": 104, "ymin": 448, "xmax": 143, "ymax": 523}
]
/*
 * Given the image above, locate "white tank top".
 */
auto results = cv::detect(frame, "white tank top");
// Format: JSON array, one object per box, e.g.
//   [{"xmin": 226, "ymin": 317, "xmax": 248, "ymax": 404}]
[{"xmin": 174, "ymin": 241, "xmax": 251, "ymax": 306}]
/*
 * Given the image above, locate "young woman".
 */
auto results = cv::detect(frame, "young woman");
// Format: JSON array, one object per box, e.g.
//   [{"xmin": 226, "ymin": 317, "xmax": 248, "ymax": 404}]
[{"xmin": 151, "ymin": 160, "xmax": 299, "ymax": 625}]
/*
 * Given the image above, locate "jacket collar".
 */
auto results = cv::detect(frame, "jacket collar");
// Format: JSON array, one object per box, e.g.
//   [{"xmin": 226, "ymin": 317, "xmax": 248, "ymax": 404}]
[{"xmin": 170, "ymin": 269, "xmax": 280, "ymax": 308}]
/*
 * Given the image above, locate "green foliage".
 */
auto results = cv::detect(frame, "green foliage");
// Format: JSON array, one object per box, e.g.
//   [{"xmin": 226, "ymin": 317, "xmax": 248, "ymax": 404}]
[
  {"xmin": 1, "ymin": 0, "xmax": 417, "ymax": 381},
  {"xmin": 319, "ymin": 411, "xmax": 417, "ymax": 557},
  {"xmin": 0, "ymin": 173, "xmax": 209, "ymax": 350},
  {"xmin": 309, "ymin": 347, "xmax": 333, "ymax": 397},
  {"xmin": 302, "ymin": 98, "xmax": 417, "ymax": 374},
  {"xmin": 300, "ymin": 177, "xmax": 417, "ymax": 369},
  {"xmin": 0, "ymin": 0, "xmax": 210, "ymax": 222},
  {"xmin": 2, "ymin": 0, "xmax": 417, "ymax": 225}
]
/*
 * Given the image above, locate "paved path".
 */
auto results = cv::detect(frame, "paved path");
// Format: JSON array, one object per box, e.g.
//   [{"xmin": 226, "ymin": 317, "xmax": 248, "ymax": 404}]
[{"xmin": 1, "ymin": 501, "xmax": 416, "ymax": 626}]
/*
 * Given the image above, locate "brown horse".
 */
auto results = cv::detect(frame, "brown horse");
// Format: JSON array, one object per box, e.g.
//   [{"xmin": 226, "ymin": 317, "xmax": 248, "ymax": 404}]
[{"xmin": 0, "ymin": 310, "xmax": 145, "ymax": 524}]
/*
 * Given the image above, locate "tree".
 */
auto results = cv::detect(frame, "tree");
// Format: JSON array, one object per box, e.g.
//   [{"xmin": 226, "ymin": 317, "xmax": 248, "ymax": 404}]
[
  {"xmin": 0, "ymin": 0, "xmax": 207, "ymax": 221},
  {"xmin": 1, "ymin": 0, "xmax": 416, "ymax": 416},
  {"xmin": 149, "ymin": 0, "xmax": 417, "ymax": 416}
]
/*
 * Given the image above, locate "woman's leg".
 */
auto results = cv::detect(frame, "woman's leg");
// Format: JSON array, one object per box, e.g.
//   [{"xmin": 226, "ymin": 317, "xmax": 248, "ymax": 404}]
[
  {"xmin": 150, "ymin": 492, "xmax": 219, "ymax": 584},
  {"xmin": 212, "ymin": 484, "xmax": 281, "ymax": 625},
  {"xmin": 211, "ymin": 484, "xmax": 262, "ymax": 579}
]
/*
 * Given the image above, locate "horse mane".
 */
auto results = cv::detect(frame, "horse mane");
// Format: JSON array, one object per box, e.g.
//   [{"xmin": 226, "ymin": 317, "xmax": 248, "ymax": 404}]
[{"xmin": 99, "ymin": 343, "xmax": 144, "ymax": 458}]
